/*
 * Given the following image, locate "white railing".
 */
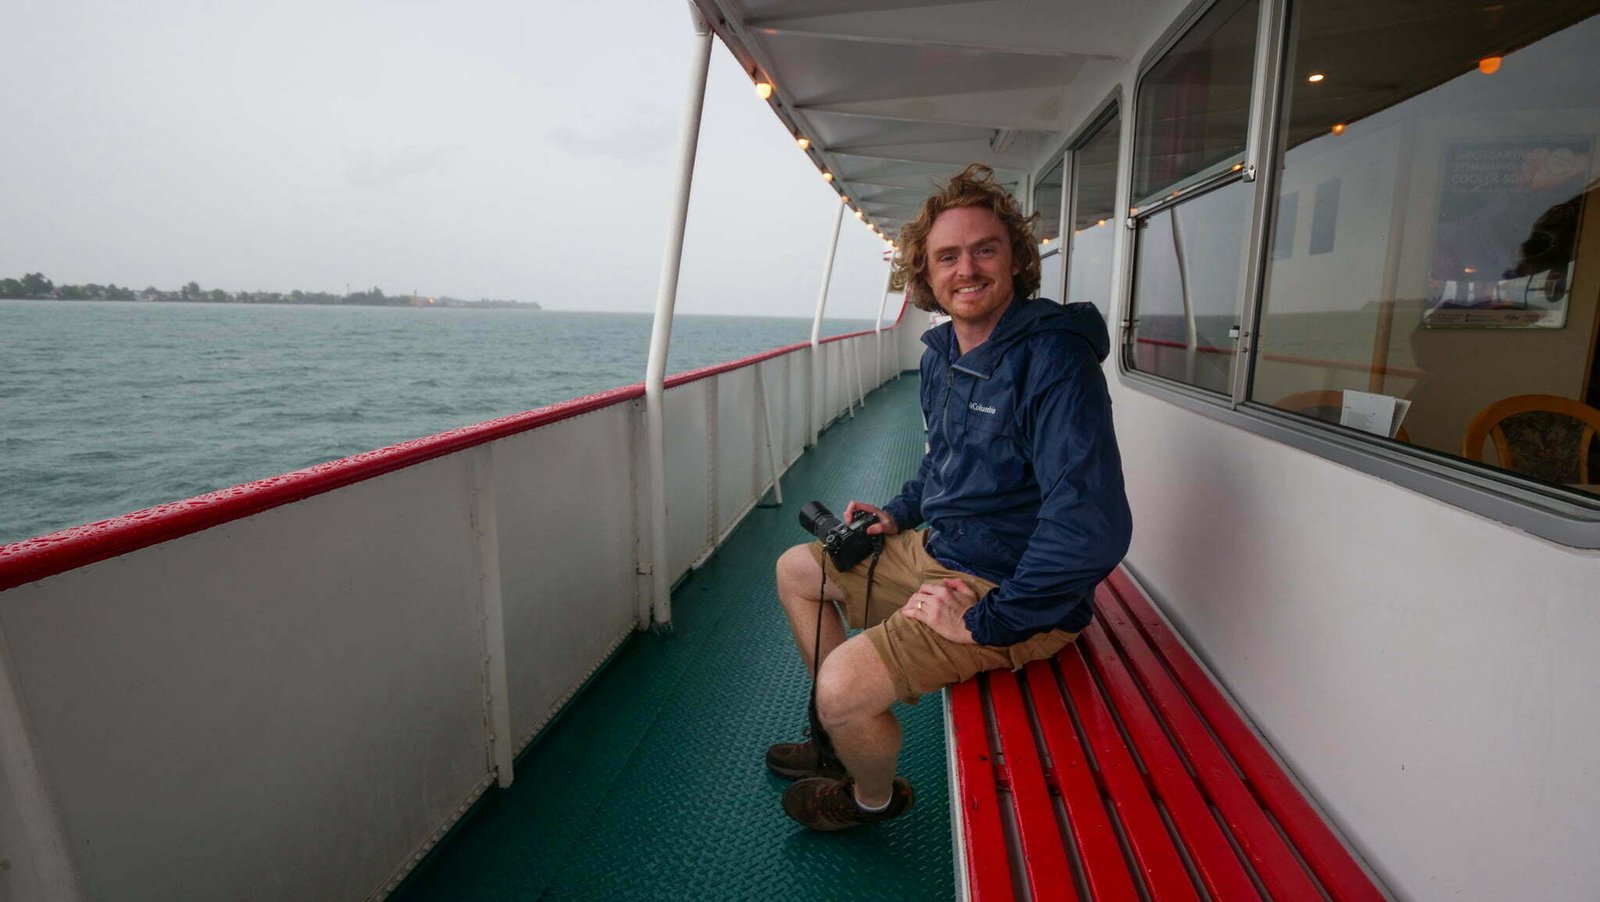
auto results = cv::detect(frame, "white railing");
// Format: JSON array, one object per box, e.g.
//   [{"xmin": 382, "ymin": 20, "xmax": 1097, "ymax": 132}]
[{"xmin": 0, "ymin": 316, "xmax": 921, "ymax": 901}]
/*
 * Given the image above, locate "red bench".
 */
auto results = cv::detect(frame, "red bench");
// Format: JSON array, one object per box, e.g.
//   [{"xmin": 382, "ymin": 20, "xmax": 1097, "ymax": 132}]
[{"xmin": 947, "ymin": 567, "xmax": 1386, "ymax": 901}]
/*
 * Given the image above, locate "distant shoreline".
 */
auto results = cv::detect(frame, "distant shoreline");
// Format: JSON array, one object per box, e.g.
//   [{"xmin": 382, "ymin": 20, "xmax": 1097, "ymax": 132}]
[
  {"xmin": 1, "ymin": 295, "xmax": 540, "ymax": 310},
  {"xmin": 0, "ymin": 273, "xmax": 538, "ymax": 308}
]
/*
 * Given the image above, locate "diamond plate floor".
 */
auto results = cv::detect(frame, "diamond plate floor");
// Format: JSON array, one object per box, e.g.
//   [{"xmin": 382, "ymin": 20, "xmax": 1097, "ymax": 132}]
[{"xmin": 392, "ymin": 374, "xmax": 953, "ymax": 901}]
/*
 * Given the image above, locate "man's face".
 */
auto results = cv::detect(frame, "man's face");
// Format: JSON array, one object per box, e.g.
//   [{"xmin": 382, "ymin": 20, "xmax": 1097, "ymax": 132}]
[{"xmin": 925, "ymin": 206, "xmax": 1018, "ymax": 331}]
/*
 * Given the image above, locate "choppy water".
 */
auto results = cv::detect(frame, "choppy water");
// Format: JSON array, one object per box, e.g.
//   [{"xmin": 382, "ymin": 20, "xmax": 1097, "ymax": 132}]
[{"xmin": 1, "ymin": 301, "xmax": 875, "ymax": 544}]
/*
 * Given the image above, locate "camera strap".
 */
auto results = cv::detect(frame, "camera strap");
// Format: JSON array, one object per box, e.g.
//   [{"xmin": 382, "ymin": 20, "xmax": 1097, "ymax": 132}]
[
  {"xmin": 807, "ymin": 545, "xmax": 884, "ymax": 761},
  {"xmin": 809, "ymin": 563, "xmax": 838, "ymax": 760}
]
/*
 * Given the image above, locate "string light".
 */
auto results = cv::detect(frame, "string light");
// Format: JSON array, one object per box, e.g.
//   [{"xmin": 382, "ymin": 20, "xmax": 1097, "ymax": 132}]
[
  {"xmin": 1478, "ymin": 56, "xmax": 1502, "ymax": 75},
  {"xmin": 1308, "ymin": 73, "xmax": 1325, "ymax": 83},
  {"xmin": 1331, "ymin": 122, "xmax": 1347, "ymax": 135},
  {"xmin": 755, "ymin": 81, "xmax": 773, "ymax": 100},
  {"xmin": 796, "ymin": 136, "xmax": 810, "ymax": 150},
  {"xmin": 821, "ymin": 172, "xmax": 833, "ymax": 182}
]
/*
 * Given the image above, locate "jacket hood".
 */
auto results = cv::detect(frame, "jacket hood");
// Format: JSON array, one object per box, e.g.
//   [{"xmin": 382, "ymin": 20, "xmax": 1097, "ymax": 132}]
[{"xmin": 923, "ymin": 295, "xmax": 1110, "ymax": 377}]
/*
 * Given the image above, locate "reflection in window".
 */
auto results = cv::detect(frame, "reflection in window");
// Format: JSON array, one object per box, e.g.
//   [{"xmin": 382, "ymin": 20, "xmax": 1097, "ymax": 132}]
[
  {"xmin": 1308, "ymin": 178, "xmax": 1340, "ymax": 255},
  {"xmin": 1067, "ymin": 108, "xmax": 1121, "ymax": 319},
  {"xmin": 1253, "ymin": 1, "xmax": 1600, "ymax": 495},
  {"xmin": 1130, "ymin": 180, "xmax": 1253, "ymax": 394},
  {"xmin": 1128, "ymin": 0, "xmax": 1259, "ymax": 394},
  {"xmin": 1132, "ymin": 0, "xmax": 1260, "ymax": 204},
  {"xmin": 1274, "ymin": 191, "xmax": 1299, "ymax": 260},
  {"xmin": 1034, "ymin": 159, "xmax": 1065, "ymax": 243},
  {"xmin": 1034, "ymin": 157, "xmax": 1067, "ymax": 300},
  {"xmin": 1040, "ymin": 251, "xmax": 1063, "ymax": 301}
]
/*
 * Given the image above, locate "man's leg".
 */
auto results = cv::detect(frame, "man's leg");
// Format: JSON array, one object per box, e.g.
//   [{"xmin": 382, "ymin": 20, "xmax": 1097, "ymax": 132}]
[
  {"xmin": 813, "ymin": 633, "xmax": 903, "ymax": 807},
  {"xmin": 775, "ymin": 544, "xmax": 847, "ymax": 674}
]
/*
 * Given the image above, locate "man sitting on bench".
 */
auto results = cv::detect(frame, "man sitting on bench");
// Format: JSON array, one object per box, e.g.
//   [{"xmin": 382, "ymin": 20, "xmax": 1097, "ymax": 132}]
[{"xmin": 767, "ymin": 163, "xmax": 1133, "ymax": 830}]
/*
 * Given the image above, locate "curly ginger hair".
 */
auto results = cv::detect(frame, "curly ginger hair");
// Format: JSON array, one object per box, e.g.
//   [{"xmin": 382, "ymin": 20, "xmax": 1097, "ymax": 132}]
[{"xmin": 891, "ymin": 163, "xmax": 1042, "ymax": 313}]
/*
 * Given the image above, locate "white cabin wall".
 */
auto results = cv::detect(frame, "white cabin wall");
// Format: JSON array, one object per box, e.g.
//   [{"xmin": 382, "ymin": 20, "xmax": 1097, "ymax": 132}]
[
  {"xmin": 898, "ymin": 307, "xmax": 933, "ymax": 372},
  {"xmin": 1109, "ymin": 383, "xmax": 1600, "ymax": 899},
  {"xmin": 1086, "ymin": 7, "xmax": 1600, "ymax": 895}
]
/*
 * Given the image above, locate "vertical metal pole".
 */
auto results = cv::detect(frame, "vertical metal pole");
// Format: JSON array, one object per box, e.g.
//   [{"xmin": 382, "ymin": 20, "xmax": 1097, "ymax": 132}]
[
  {"xmin": 0, "ymin": 627, "xmax": 86, "ymax": 902},
  {"xmin": 1057, "ymin": 150, "xmax": 1075, "ymax": 302},
  {"xmin": 754, "ymin": 363, "xmax": 784, "ymax": 505},
  {"xmin": 1370, "ymin": 118, "xmax": 1417, "ymax": 394},
  {"xmin": 874, "ymin": 265, "xmax": 893, "ymax": 384},
  {"xmin": 843, "ymin": 342, "xmax": 857, "ymax": 418},
  {"xmin": 469, "ymin": 446, "xmax": 515, "ymax": 788},
  {"xmin": 852, "ymin": 340, "xmax": 866, "ymax": 409},
  {"xmin": 643, "ymin": 10, "xmax": 712, "ymax": 629},
  {"xmin": 1171, "ymin": 209, "xmax": 1198, "ymax": 384},
  {"xmin": 809, "ymin": 198, "xmax": 846, "ymax": 446}
]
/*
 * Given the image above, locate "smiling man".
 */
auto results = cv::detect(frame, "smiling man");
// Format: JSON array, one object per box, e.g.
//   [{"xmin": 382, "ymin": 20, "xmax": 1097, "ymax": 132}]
[{"xmin": 768, "ymin": 164, "xmax": 1133, "ymax": 830}]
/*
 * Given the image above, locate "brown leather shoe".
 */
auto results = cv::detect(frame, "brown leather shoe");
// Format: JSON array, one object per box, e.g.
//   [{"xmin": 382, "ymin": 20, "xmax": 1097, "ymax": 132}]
[
  {"xmin": 781, "ymin": 776, "xmax": 913, "ymax": 831},
  {"xmin": 765, "ymin": 737, "xmax": 847, "ymax": 780}
]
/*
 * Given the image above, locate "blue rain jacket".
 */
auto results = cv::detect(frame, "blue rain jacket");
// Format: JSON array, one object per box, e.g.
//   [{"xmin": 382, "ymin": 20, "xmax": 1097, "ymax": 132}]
[{"xmin": 882, "ymin": 296, "xmax": 1132, "ymax": 646}]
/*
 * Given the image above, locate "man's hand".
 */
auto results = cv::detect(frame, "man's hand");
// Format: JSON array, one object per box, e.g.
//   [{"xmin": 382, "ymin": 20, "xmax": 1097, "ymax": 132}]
[
  {"xmin": 844, "ymin": 500, "xmax": 899, "ymax": 536},
  {"xmin": 902, "ymin": 578, "xmax": 979, "ymax": 645}
]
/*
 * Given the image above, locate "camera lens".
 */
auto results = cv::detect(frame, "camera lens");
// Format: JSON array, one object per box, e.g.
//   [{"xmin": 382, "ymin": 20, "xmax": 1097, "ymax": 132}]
[{"xmin": 798, "ymin": 501, "xmax": 842, "ymax": 538}]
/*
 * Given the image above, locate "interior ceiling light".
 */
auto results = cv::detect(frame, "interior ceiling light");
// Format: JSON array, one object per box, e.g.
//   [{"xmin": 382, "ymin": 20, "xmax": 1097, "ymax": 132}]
[
  {"xmin": 755, "ymin": 81, "xmax": 773, "ymax": 100},
  {"xmin": 796, "ymin": 136, "xmax": 810, "ymax": 150},
  {"xmin": 1307, "ymin": 73, "xmax": 1325, "ymax": 83},
  {"xmin": 1478, "ymin": 56, "xmax": 1502, "ymax": 74},
  {"xmin": 1331, "ymin": 122, "xmax": 1347, "ymax": 135}
]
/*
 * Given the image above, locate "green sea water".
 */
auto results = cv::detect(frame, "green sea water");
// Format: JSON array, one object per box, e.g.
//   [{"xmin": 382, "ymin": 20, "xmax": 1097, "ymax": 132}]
[{"xmin": 1, "ymin": 301, "xmax": 876, "ymax": 545}]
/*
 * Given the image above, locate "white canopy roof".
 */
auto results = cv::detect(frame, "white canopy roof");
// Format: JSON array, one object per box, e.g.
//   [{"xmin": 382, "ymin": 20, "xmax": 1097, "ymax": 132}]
[{"xmin": 690, "ymin": 0, "xmax": 1185, "ymax": 233}]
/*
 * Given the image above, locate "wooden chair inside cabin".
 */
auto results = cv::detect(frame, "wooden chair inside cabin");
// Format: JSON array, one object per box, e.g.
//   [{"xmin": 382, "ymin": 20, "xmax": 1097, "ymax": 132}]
[
  {"xmin": 1273, "ymin": 389, "xmax": 1412, "ymax": 443},
  {"xmin": 1461, "ymin": 394, "xmax": 1600, "ymax": 486}
]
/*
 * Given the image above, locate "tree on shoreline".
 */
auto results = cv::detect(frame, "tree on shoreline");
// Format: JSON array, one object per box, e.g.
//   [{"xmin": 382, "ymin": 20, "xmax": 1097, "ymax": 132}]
[{"xmin": 0, "ymin": 272, "xmax": 538, "ymax": 308}]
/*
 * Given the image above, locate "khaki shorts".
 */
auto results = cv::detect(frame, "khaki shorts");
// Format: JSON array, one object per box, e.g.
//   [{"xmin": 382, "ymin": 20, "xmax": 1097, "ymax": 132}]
[{"xmin": 806, "ymin": 530, "xmax": 1078, "ymax": 705}]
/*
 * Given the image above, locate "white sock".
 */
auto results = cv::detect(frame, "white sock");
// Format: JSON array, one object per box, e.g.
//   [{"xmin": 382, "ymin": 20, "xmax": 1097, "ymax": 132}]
[{"xmin": 854, "ymin": 787, "xmax": 891, "ymax": 812}]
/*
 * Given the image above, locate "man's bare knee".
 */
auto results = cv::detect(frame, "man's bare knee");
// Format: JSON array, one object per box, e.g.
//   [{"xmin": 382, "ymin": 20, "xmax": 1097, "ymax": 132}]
[
  {"xmin": 777, "ymin": 544, "xmax": 820, "ymax": 588},
  {"xmin": 815, "ymin": 641, "xmax": 896, "ymax": 730}
]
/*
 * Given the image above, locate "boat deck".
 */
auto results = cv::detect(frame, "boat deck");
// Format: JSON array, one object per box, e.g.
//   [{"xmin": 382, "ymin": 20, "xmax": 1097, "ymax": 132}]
[{"xmin": 392, "ymin": 374, "xmax": 954, "ymax": 900}]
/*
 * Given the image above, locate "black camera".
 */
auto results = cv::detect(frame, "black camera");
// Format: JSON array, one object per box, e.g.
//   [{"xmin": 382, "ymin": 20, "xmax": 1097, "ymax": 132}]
[{"xmin": 799, "ymin": 501, "xmax": 881, "ymax": 572}]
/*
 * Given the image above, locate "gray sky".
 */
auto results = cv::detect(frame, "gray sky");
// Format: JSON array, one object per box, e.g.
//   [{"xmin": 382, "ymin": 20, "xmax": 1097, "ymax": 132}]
[{"xmin": 2, "ymin": 0, "xmax": 896, "ymax": 321}]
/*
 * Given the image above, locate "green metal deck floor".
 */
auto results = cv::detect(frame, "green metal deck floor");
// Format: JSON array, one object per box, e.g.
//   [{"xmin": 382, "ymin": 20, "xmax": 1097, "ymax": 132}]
[{"xmin": 392, "ymin": 374, "xmax": 953, "ymax": 901}]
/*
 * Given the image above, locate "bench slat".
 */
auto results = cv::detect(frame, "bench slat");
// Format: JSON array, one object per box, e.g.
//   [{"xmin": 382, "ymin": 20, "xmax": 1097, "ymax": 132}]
[
  {"xmin": 1105, "ymin": 570, "xmax": 1385, "ymax": 902},
  {"xmin": 950, "ymin": 679, "xmax": 1018, "ymax": 902},
  {"xmin": 1080, "ymin": 619, "xmax": 1263, "ymax": 900},
  {"xmin": 1023, "ymin": 659, "xmax": 1142, "ymax": 902},
  {"xmin": 1056, "ymin": 642, "xmax": 1200, "ymax": 901},
  {"xmin": 1095, "ymin": 586, "xmax": 1322, "ymax": 899},
  {"xmin": 949, "ymin": 567, "xmax": 1385, "ymax": 901},
  {"xmin": 988, "ymin": 668, "xmax": 1079, "ymax": 900}
]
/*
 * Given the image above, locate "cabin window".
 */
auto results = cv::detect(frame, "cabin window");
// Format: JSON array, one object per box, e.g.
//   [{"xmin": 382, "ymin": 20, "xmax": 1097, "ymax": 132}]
[
  {"xmin": 1066, "ymin": 106, "xmax": 1122, "ymax": 320},
  {"xmin": 1252, "ymin": 1, "xmax": 1600, "ymax": 497},
  {"xmin": 1035, "ymin": 158, "xmax": 1066, "ymax": 300},
  {"xmin": 1126, "ymin": 0, "xmax": 1261, "ymax": 394}
]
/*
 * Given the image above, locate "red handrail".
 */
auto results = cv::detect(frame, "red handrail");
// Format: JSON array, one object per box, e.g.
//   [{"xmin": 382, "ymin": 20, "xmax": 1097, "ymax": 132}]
[{"xmin": 0, "ymin": 302, "xmax": 910, "ymax": 593}]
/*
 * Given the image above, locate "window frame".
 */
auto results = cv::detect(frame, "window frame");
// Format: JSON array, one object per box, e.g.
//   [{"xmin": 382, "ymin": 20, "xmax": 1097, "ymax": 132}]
[
  {"xmin": 1035, "ymin": 92, "xmax": 1124, "ymax": 307},
  {"xmin": 1111, "ymin": 0, "xmax": 1600, "ymax": 548}
]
